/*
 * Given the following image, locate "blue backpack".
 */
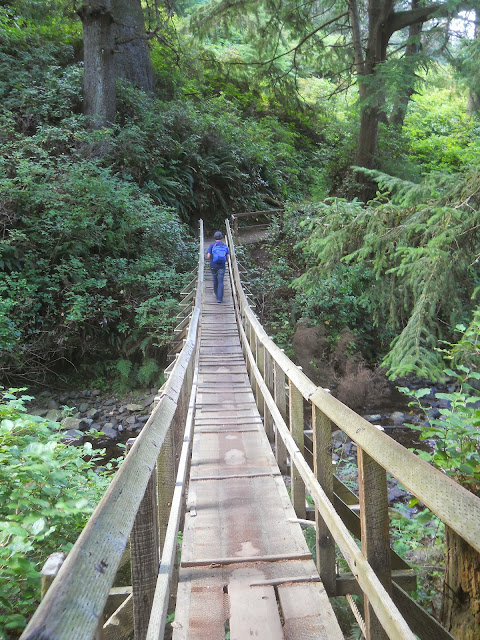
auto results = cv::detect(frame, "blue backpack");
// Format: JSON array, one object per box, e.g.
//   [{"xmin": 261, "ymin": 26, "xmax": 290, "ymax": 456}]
[{"xmin": 212, "ymin": 243, "xmax": 228, "ymax": 263}]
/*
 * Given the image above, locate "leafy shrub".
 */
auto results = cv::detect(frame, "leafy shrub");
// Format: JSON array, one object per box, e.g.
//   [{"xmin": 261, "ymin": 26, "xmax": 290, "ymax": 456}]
[
  {"xmin": 0, "ymin": 388, "xmax": 118, "ymax": 637},
  {"xmin": 0, "ymin": 143, "xmax": 195, "ymax": 380}
]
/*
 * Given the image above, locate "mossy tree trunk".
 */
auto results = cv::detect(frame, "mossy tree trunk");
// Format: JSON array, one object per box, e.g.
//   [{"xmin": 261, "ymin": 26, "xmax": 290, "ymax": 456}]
[
  {"xmin": 112, "ymin": 0, "xmax": 153, "ymax": 92},
  {"xmin": 441, "ymin": 526, "xmax": 480, "ymax": 639},
  {"xmin": 78, "ymin": 0, "xmax": 116, "ymax": 127}
]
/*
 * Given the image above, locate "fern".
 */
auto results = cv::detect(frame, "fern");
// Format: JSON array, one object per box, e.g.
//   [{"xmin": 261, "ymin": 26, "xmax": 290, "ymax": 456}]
[
  {"xmin": 115, "ymin": 359, "xmax": 132, "ymax": 381},
  {"xmin": 137, "ymin": 359, "xmax": 159, "ymax": 386}
]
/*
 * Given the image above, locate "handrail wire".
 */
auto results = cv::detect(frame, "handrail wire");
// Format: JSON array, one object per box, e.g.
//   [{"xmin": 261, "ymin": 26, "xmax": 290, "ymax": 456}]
[{"xmin": 20, "ymin": 221, "xmax": 205, "ymax": 640}]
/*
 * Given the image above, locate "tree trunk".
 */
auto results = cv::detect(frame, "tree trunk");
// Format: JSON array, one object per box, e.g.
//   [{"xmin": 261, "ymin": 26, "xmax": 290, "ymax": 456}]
[
  {"xmin": 78, "ymin": 1, "xmax": 116, "ymax": 127},
  {"xmin": 112, "ymin": 0, "xmax": 153, "ymax": 92},
  {"xmin": 467, "ymin": 11, "xmax": 480, "ymax": 116},
  {"xmin": 389, "ymin": 0, "xmax": 422, "ymax": 128},
  {"xmin": 441, "ymin": 526, "xmax": 480, "ymax": 639},
  {"xmin": 354, "ymin": 0, "xmax": 393, "ymax": 171}
]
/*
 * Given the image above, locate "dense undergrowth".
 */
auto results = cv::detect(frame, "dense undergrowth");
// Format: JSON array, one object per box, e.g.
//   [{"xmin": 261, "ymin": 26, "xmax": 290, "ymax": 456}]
[{"xmin": 0, "ymin": 5, "xmax": 319, "ymax": 385}]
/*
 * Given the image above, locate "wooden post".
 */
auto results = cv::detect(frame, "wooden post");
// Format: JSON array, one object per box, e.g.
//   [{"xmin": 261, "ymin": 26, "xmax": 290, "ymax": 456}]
[
  {"xmin": 273, "ymin": 361, "xmax": 289, "ymax": 474},
  {"xmin": 289, "ymin": 379, "xmax": 306, "ymax": 519},
  {"xmin": 264, "ymin": 349, "xmax": 274, "ymax": 442},
  {"xmin": 128, "ymin": 439, "xmax": 159, "ymax": 640},
  {"xmin": 243, "ymin": 316, "xmax": 250, "ymax": 375},
  {"xmin": 312, "ymin": 405, "xmax": 336, "ymax": 595},
  {"xmin": 233, "ymin": 215, "xmax": 238, "ymax": 240},
  {"xmin": 41, "ymin": 552, "xmax": 66, "ymax": 600},
  {"xmin": 250, "ymin": 327, "xmax": 257, "ymax": 400},
  {"xmin": 256, "ymin": 340, "xmax": 265, "ymax": 417},
  {"xmin": 157, "ymin": 423, "xmax": 176, "ymax": 550},
  {"xmin": 358, "ymin": 446, "xmax": 392, "ymax": 640}
]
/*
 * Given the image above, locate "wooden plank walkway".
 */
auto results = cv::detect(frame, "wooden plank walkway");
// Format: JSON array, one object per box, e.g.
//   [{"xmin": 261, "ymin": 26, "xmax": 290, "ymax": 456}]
[{"xmin": 172, "ymin": 265, "xmax": 343, "ymax": 639}]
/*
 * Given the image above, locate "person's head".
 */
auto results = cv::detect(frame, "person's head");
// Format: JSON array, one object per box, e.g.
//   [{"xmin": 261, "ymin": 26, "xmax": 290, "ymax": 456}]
[{"xmin": 213, "ymin": 231, "xmax": 223, "ymax": 240}]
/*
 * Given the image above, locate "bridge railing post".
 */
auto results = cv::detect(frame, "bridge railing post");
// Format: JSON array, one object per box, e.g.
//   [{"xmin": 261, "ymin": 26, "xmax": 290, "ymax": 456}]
[
  {"xmin": 249, "ymin": 325, "xmax": 257, "ymax": 400},
  {"xmin": 255, "ymin": 340, "xmax": 265, "ymax": 418},
  {"xmin": 358, "ymin": 446, "xmax": 392, "ymax": 640},
  {"xmin": 312, "ymin": 405, "xmax": 336, "ymax": 596},
  {"xmin": 127, "ymin": 439, "xmax": 160, "ymax": 640},
  {"xmin": 288, "ymin": 379, "xmax": 306, "ymax": 519},
  {"xmin": 263, "ymin": 348, "xmax": 274, "ymax": 442},
  {"xmin": 273, "ymin": 361, "xmax": 288, "ymax": 474}
]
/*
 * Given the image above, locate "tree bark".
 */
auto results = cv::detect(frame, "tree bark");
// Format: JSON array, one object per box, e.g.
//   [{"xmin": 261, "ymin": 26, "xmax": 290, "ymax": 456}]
[
  {"xmin": 467, "ymin": 11, "xmax": 480, "ymax": 116},
  {"xmin": 112, "ymin": 0, "xmax": 153, "ymax": 92},
  {"xmin": 354, "ymin": 0, "xmax": 452, "ymax": 172},
  {"xmin": 389, "ymin": 0, "xmax": 422, "ymax": 128},
  {"xmin": 441, "ymin": 525, "xmax": 480, "ymax": 639},
  {"xmin": 78, "ymin": 1, "xmax": 116, "ymax": 127}
]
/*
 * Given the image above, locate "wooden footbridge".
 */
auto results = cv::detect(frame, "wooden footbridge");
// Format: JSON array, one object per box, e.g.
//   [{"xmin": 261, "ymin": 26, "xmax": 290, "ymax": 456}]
[{"xmin": 21, "ymin": 221, "xmax": 480, "ymax": 640}]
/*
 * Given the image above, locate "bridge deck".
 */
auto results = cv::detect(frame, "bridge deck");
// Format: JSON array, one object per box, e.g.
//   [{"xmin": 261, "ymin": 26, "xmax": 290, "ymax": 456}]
[{"xmin": 173, "ymin": 267, "xmax": 343, "ymax": 639}]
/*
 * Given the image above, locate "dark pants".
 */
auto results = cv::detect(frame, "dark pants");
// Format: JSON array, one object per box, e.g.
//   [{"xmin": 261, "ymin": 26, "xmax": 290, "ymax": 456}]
[{"xmin": 211, "ymin": 265, "xmax": 226, "ymax": 302}]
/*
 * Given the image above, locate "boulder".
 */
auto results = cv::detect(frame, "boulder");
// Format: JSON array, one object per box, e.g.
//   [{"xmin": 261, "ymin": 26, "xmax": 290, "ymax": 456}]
[
  {"xmin": 126, "ymin": 403, "xmax": 143, "ymax": 412},
  {"xmin": 46, "ymin": 409, "xmax": 64, "ymax": 422},
  {"xmin": 62, "ymin": 429, "xmax": 84, "ymax": 445},
  {"xmin": 391, "ymin": 411, "xmax": 406, "ymax": 425}
]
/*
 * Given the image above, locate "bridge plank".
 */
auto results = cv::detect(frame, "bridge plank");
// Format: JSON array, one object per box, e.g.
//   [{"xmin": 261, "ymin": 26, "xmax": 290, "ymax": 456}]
[
  {"xmin": 172, "ymin": 270, "xmax": 344, "ymax": 639},
  {"xmin": 229, "ymin": 568, "xmax": 283, "ymax": 640}
]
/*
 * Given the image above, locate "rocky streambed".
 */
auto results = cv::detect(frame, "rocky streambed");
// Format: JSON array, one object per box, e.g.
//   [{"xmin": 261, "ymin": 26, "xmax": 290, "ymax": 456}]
[{"xmin": 27, "ymin": 387, "xmax": 159, "ymax": 459}]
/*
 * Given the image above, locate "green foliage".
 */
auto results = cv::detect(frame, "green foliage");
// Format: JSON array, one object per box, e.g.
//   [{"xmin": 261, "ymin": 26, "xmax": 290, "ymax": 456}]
[
  {"xmin": 293, "ymin": 162, "xmax": 480, "ymax": 378},
  {"xmin": 0, "ymin": 143, "xmax": 193, "ymax": 379},
  {"xmin": 403, "ymin": 80, "xmax": 478, "ymax": 173},
  {"xmin": 389, "ymin": 503, "xmax": 445, "ymax": 615},
  {"xmin": 0, "ymin": 388, "xmax": 118, "ymax": 635},
  {"xmin": 399, "ymin": 316, "xmax": 480, "ymax": 486}
]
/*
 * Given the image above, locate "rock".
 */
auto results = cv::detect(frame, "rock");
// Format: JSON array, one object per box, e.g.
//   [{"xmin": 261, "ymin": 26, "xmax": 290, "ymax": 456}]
[
  {"xmin": 78, "ymin": 402, "xmax": 90, "ymax": 413},
  {"xmin": 92, "ymin": 390, "xmax": 101, "ymax": 397},
  {"xmin": 62, "ymin": 429, "xmax": 84, "ymax": 445},
  {"xmin": 126, "ymin": 403, "xmax": 143, "ymax": 412},
  {"xmin": 126, "ymin": 416, "xmax": 137, "ymax": 425},
  {"xmin": 141, "ymin": 395, "xmax": 156, "ymax": 409},
  {"xmin": 82, "ymin": 389, "xmax": 91, "ymax": 397},
  {"xmin": 391, "ymin": 411, "xmax": 406, "ymax": 425},
  {"xmin": 137, "ymin": 416, "xmax": 149, "ymax": 424},
  {"xmin": 101, "ymin": 425, "xmax": 118, "ymax": 440},
  {"xmin": 103, "ymin": 398, "xmax": 115, "ymax": 407},
  {"xmin": 61, "ymin": 417, "xmax": 92, "ymax": 432},
  {"xmin": 388, "ymin": 486, "xmax": 408, "ymax": 503},
  {"xmin": 364, "ymin": 414, "xmax": 382, "ymax": 422},
  {"xmin": 46, "ymin": 409, "xmax": 64, "ymax": 422},
  {"xmin": 30, "ymin": 408, "xmax": 49, "ymax": 417},
  {"xmin": 86, "ymin": 408, "xmax": 100, "ymax": 419},
  {"xmin": 47, "ymin": 398, "xmax": 59, "ymax": 410}
]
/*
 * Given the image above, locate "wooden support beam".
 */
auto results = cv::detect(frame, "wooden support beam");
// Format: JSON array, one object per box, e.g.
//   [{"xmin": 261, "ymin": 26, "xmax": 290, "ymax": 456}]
[
  {"xmin": 358, "ymin": 447, "xmax": 392, "ymax": 640},
  {"xmin": 256, "ymin": 340, "xmax": 265, "ymax": 418},
  {"xmin": 336, "ymin": 571, "xmax": 416, "ymax": 596},
  {"xmin": 128, "ymin": 441, "xmax": 159, "ymax": 640},
  {"xmin": 289, "ymin": 380, "xmax": 306, "ymax": 520},
  {"xmin": 264, "ymin": 349, "xmax": 274, "ymax": 442},
  {"xmin": 41, "ymin": 552, "xmax": 66, "ymax": 599},
  {"xmin": 312, "ymin": 405, "xmax": 336, "ymax": 596},
  {"xmin": 273, "ymin": 361, "xmax": 288, "ymax": 474}
]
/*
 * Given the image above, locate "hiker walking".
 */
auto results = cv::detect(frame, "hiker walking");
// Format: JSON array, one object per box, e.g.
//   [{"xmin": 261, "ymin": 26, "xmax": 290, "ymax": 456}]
[{"xmin": 207, "ymin": 231, "xmax": 230, "ymax": 303}]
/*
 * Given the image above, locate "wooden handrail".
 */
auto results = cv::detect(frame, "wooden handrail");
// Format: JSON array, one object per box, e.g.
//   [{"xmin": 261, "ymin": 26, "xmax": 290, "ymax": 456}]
[
  {"xmin": 225, "ymin": 220, "xmax": 480, "ymax": 554},
  {"xmin": 21, "ymin": 222, "xmax": 205, "ymax": 640},
  {"xmin": 225, "ymin": 218, "xmax": 474, "ymax": 640}
]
